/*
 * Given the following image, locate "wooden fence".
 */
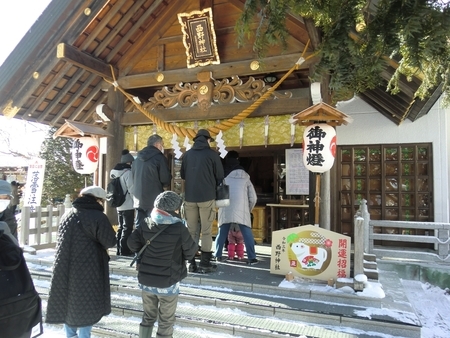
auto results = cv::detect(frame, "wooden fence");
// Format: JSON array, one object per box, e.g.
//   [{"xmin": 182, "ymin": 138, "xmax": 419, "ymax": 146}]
[
  {"xmin": 358, "ymin": 200, "xmax": 450, "ymax": 263},
  {"xmin": 20, "ymin": 205, "xmax": 66, "ymax": 250},
  {"xmin": 19, "ymin": 199, "xmax": 450, "ymax": 263}
]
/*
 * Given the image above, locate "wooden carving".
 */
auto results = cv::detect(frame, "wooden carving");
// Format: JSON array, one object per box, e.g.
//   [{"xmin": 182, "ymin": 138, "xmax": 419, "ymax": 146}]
[{"xmin": 143, "ymin": 76, "xmax": 292, "ymax": 111}]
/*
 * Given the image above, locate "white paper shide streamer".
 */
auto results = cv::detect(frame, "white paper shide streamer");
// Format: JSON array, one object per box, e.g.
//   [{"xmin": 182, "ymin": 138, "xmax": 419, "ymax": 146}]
[
  {"xmin": 215, "ymin": 130, "xmax": 227, "ymax": 158},
  {"xmin": 171, "ymin": 134, "xmax": 183, "ymax": 159}
]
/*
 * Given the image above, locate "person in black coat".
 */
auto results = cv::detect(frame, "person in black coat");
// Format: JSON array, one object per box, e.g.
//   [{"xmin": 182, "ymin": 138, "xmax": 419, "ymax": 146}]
[
  {"xmin": 0, "ymin": 221, "xmax": 43, "ymax": 338},
  {"xmin": 131, "ymin": 134, "xmax": 172, "ymax": 228},
  {"xmin": 46, "ymin": 186, "xmax": 116, "ymax": 338},
  {"xmin": 128, "ymin": 191, "xmax": 197, "ymax": 338},
  {"xmin": 0, "ymin": 180, "xmax": 18, "ymax": 240},
  {"xmin": 180, "ymin": 129, "xmax": 224, "ymax": 273}
]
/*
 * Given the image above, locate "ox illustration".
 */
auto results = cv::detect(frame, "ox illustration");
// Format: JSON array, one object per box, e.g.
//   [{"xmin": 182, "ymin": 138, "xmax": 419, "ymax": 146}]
[{"xmin": 291, "ymin": 242, "xmax": 327, "ymax": 270}]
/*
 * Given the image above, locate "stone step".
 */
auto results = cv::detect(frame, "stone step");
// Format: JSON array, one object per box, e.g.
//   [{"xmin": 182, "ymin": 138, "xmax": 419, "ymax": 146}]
[
  {"xmin": 33, "ymin": 271, "xmax": 357, "ymax": 338},
  {"xmin": 30, "ymin": 261, "xmax": 420, "ymax": 338}
]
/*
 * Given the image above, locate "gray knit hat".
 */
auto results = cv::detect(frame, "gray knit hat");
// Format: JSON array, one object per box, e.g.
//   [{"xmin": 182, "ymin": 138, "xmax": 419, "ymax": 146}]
[
  {"xmin": 120, "ymin": 149, "xmax": 134, "ymax": 164},
  {"xmin": 154, "ymin": 191, "xmax": 182, "ymax": 212},
  {"xmin": 0, "ymin": 180, "xmax": 13, "ymax": 198}
]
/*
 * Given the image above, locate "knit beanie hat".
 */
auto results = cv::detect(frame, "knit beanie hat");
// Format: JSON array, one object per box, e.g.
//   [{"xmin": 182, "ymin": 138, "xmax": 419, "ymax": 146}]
[
  {"xmin": 154, "ymin": 191, "xmax": 182, "ymax": 212},
  {"xmin": 80, "ymin": 186, "xmax": 107, "ymax": 200},
  {"xmin": 120, "ymin": 149, "xmax": 134, "ymax": 164}
]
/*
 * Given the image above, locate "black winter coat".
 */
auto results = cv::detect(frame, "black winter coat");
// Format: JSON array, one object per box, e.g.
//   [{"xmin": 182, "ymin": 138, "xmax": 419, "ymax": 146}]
[
  {"xmin": 0, "ymin": 206, "xmax": 18, "ymax": 239},
  {"xmin": 46, "ymin": 196, "xmax": 116, "ymax": 327},
  {"xmin": 180, "ymin": 137, "xmax": 224, "ymax": 202},
  {"xmin": 127, "ymin": 218, "xmax": 197, "ymax": 288},
  {"xmin": 131, "ymin": 145, "xmax": 172, "ymax": 211}
]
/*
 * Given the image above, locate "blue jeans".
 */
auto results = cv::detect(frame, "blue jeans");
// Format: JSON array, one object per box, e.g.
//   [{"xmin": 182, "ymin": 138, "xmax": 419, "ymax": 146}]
[
  {"xmin": 215, "ymin": 223, "xmax": 256, "ymax": 259},
  {"xmin": 64, "ymin": 324, "xmax": 92, "ymax": 338}
]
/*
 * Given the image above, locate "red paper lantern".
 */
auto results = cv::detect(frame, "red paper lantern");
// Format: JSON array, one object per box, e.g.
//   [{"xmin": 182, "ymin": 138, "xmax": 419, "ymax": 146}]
[
  {"xmin": 302, "ymin": 124, "xmax": 336, "ymax": 173},
  {"xmin": 71, "ymin": 137, "xmax": 99, "ymax": 174}
]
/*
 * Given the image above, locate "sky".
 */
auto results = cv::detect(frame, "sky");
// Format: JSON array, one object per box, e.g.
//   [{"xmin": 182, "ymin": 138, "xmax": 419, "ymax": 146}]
[
  {"xmin": 0, "ymin": 0, "xmax": 52, "ymax": 67},
  {"xmin": 0, "ymin": 0, "xmax": 52, "ymax": 165},
  {"xmin": 26, "ymin": 248, "xmax": 450, "ymax": 338}
]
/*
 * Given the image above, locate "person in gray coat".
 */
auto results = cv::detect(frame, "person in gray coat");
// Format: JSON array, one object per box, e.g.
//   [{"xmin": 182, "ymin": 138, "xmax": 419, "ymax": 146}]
[
  {"xmin": 128, "ymin": 191, "xmax": 197, "ymax": 338},
  {"xmin": 215, "ymin": 151, "xmax": 258, "ymax": 264},
  {"xmin": 131, "ymin": 134, "xmax": 172, "ymax": 228},
  {"xmin": 110, "ymin": 149, "xmax": 135, "ymax": 256},
  {"xmin": 46, "ymin": 186, "xmax": 116, "ymax": 338}
]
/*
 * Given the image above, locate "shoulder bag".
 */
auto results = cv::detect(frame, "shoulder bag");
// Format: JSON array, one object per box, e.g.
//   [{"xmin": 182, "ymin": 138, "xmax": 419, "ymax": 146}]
[
  {"xmin": 215, "ymin": 179, "xmax": 230, "ymax": 208},
  {"xmin": 130, "ymin": 225, "xmax": 168, "ymax": 267}
]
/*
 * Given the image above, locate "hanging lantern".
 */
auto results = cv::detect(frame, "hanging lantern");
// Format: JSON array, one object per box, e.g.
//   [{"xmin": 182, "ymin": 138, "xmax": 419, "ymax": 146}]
[
  {"xmin": 72, "ymin": 137, "xmax": 99, "ymax": 174},
  {"xmin": 302, "ymin": 123, "xmax": 336, "ymax": 173}
]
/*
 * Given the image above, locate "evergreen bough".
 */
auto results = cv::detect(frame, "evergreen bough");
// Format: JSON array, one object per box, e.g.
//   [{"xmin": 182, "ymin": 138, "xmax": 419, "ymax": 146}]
[{"xmin": 236, "ymin": 0, "xmax": 450, "ymax": 105}]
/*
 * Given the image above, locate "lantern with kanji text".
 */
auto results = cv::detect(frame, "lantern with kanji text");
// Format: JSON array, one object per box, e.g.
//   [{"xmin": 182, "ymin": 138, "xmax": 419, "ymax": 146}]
[
  {"xmin": 302, "ymin": 123, "xmax": 336, "ymax": 173},
  {"xmin": 71, "ymin": 137, "xmax": 99, "ymax": 174}
]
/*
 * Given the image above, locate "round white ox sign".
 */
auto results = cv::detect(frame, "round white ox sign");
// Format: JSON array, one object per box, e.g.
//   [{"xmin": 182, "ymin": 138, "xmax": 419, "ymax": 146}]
[
  {"xmin": 302, "ymin": 123, "xmax": 336, "ymax": 173},
  {"xmin": 72, "ymin": 137, "xmax": 99, "ymax": 174}
]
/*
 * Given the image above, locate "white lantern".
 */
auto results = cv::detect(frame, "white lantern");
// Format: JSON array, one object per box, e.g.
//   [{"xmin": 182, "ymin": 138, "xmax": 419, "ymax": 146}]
[
  {"xmin": 72, "ymin": 137, "xmax": 99, "ymax": 174},
  {"xmin": 302, "ymin": 123, "xmax": 336, "ymax": 173}
]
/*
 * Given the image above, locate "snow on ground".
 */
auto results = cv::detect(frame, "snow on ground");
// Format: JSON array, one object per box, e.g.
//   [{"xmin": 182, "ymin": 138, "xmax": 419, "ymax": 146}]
[{"xmin": 26, "ymin": 249, "xmax": 450, "ymax": 338}]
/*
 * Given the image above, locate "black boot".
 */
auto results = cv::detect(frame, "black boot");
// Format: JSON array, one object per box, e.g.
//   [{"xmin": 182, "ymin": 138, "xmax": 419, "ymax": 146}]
[
  {"xmin": 198, "ymin": 251, "xmax": 217, "ymax": 273},
  {"xmin": 188, "ymin": 257, "xmax": 197, "ymax": 272}
]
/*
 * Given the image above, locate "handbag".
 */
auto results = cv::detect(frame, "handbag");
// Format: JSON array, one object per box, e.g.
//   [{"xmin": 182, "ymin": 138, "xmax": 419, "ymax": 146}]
[{"xmin": 215, "ymin": 180, "xmax": 230, "ymax": 208}]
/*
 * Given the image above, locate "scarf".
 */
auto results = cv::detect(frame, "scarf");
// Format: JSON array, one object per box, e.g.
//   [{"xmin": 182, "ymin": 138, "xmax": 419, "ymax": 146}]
[{"xmin": 150, "ymin": 208, "xmax": 183, "ymax": 225}]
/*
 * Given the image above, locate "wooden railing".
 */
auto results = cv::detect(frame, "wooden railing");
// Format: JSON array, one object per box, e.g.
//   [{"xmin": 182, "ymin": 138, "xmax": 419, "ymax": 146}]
[
  {"xmin": 20, "ymin": 205, "xmax": 66, "ymax": 250},
  {"xmin": 358, "ymin": 200, "xmax": 450, "ymax": 263}
]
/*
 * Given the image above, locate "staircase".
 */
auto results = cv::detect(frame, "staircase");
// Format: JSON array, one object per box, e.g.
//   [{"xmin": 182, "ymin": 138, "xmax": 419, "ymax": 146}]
[{"xmin": 26, "ymin": 249, "xmax": 421, "ymax": 338}]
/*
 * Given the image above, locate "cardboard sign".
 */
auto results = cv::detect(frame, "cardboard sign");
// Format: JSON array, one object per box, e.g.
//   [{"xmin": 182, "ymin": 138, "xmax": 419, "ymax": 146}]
[{"xmin": 270, "ymin": 225, "xmax": 350, "ymax": 281}]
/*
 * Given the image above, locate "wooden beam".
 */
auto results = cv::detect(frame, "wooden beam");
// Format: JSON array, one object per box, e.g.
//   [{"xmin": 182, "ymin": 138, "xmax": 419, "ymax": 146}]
[
  {"xmin": 37, "ymin": 68, "xmax": 85, "ymax": 123},
  {"xmin": 57, "ymin": 43, "xmax": 118, "ymax": 80},
  {"xmin": 201, "ymin": 0, "xmax": 213, "ymax": 10},
  {"xmin": 81, "ymin": 0, "xmax": 129, "ymax": 51},
  {"xmin": 121, "ymin": 95, "xmax": 310, "ymax": 125},
  {"xmin": 27, "ymin": 63, "xmax": 73, "ymax": 118},
  {"xmin": 92, "ymin": 0, "xmax": 146, "ymax": 58},
  {"xmin": 120, "ymin": 1, "xmax": 188, "ymax": 75},
  {"xmin": 107, "ymin": 0, "xmax": 165, "ymax": 63},
  {"xmin": 67, "ymin": 81, "xmax": 105, "ymax": 123},
  {"xmin": 50, "ymin": 73, "xmax": 97, "ymax": 125},
  {"xmin": 118, "ymin": 53, "xmax": 316, "ymax": 89},
  {"xmin": 304, "ymin": 18, "xmax": 321, "ymax": 51},
  {"xmin": 157, "ymin": 45, "xmax": 165, "ymax": 71}
]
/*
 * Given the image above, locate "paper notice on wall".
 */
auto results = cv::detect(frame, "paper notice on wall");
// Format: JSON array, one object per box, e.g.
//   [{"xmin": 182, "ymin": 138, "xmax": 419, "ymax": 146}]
[{"xmin": 286, "ymin": 148, "xmax": 309, "ymax": 195}]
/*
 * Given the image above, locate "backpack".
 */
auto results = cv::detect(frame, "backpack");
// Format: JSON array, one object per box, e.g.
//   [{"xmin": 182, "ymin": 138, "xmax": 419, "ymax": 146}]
[
  {"xmin": 106, "ymin": 176, "xmax": 128, "ymax": 208},
  {"xmin": 0, "ymin": 229, "xmax": 43, "ymax": 338}
]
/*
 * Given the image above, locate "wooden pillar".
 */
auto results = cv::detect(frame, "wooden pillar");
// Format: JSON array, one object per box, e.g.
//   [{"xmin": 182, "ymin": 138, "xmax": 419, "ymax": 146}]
[
  {"xmin": 314, "ymin": 174, "xmax": 321, "ymax": 225},
  {"xmin": 105, "ymin": 87, "xmax": 125, "ymax": 225},
  {"xmin": 320, "ymin": 170, "xmax": 331, "ymax": 230}
]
